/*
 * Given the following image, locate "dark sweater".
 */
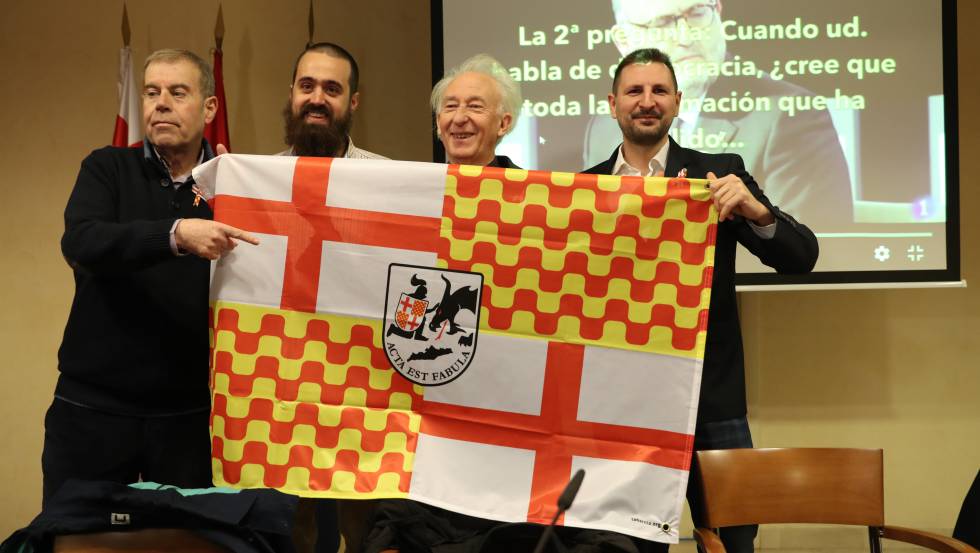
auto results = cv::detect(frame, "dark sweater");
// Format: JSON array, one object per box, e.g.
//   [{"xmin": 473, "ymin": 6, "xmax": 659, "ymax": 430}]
[{"xmin": 56, "ymin": 144, "xmax": 214, "ymax": 416}]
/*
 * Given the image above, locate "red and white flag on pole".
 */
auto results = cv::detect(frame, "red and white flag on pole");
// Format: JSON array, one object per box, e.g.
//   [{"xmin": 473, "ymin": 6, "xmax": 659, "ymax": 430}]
[
  {"xmin": 204, "ymin": 47, "xmax": 230, "ymax": 151},
  {"xmin": 112, "ymin": 5, "xmax": 141, "ymax": 148},
  {"xmin": 204, "ymin": 4, "xmax": 231, "ymax": 151},
  {"xmin": 195, "ymin": 155, "xmax": 718, "ymax": 543}
]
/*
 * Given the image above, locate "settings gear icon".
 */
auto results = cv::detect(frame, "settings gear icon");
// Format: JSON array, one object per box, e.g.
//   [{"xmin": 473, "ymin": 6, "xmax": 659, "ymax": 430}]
[{"xmin": 874, "ymin": 245, "xmax": 891, "ymax": 262}]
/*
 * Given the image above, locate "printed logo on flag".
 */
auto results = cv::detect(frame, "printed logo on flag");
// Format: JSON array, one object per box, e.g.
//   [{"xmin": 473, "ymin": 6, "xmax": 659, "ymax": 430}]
[{"xmin": 383, "ymin": 264, "xmax": 482, "ymax": 386}]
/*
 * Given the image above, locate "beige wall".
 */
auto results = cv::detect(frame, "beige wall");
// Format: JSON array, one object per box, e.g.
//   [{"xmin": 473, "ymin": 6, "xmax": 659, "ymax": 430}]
[
  {"xmin": 0, "ymin": 0, "xmax": 975, "ymax": 541},
  {"xmin": 742, "ymin": 0, "xmax": 980, "ymax": 536}
]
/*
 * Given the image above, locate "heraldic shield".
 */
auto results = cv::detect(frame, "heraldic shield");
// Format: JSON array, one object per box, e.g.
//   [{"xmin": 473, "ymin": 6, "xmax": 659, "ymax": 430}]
[{"xmin": 383, "ymin": 264, "xmax": 483, "ymax": 386}]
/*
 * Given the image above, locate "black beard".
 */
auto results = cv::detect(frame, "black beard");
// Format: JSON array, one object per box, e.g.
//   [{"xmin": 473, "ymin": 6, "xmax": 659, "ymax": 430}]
[{"xmin": 283, "ymin": 101, "xmax": 353, "ymax": 157}]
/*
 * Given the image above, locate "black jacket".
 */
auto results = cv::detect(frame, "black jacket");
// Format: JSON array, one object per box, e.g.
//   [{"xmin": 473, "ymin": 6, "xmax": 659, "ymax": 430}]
[
  {"xmin": 584, "ymin": 138, "xmax": 818, "ymax": 422},
  {"xmin": 1, "ymin": 480, "xmax": 297, "ymax": 553},
  {"xmin": 56, "ymin": 143, "xmax": 214, "ymax": 415},
  {"xmin": 488, "ymin": 155, "xmax": 519, "ymax": 169}
]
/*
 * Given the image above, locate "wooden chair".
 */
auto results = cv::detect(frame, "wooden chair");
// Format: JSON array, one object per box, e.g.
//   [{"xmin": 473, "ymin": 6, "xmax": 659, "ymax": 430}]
[
  {"xmin": 692, "ymin": 448, "xmax": 978, "ymax": 553},
  {"xmin": 53, "ymin": 528, "xmax": 232, "ymax": 553}
]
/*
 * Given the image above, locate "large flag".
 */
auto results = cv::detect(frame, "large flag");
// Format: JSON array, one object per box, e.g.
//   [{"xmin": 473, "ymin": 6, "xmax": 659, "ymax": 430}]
[
  {"xmin": 111, "ymin": 45, "xmax": 141, "ymax": 148},
  {"xmin": 194, "ymin": 156, "xmax": 718, "ymax": 543}
]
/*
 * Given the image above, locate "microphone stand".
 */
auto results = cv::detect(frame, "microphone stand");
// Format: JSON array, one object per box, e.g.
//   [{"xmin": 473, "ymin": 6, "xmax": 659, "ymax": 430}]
[
  {"xmin": 531, "ymin": 469, "xmax": 585, "ymax": 553},
  {"xmin": 532, "ymin": 508, "xmax": 570, "ymax": 553}
]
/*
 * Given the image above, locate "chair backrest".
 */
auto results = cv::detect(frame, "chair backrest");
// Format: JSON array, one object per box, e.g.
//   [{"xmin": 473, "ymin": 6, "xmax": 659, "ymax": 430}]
[
  {"xmin": 695, "ymin": 448, "xmax": 885, "ymax": 528},
  {"xmin": 54, "ymin": 528, "xmax": 232, "ymax": 553}
]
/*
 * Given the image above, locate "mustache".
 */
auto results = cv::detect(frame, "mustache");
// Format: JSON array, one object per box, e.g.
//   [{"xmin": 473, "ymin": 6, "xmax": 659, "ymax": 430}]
[
  {"xmin": 301, "ymin": 103, "xmax": 333, "ymax": 119},
  {"xmin": 630, "ymin": 108, "xmax": 662, "ymax": 119}
]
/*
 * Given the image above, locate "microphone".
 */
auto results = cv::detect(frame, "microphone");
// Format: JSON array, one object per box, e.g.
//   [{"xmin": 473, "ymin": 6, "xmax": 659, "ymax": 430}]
[
  {"xmin": 557, "ymin": 468, "xmax": 585, "ymax": 512},
  {"xmin": 532, "ymin": 469, "xmax": 586, "ymax": 553}
]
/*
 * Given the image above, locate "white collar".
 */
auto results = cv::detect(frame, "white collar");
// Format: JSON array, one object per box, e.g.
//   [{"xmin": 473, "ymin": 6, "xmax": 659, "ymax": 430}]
[{"xmin": 612, "ymin": 139, "xmax": 671, "ymax": 177}]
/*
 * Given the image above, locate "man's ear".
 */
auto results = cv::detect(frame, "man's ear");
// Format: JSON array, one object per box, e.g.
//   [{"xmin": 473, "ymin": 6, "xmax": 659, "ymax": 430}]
[
  {"xmin": 204, "ymin": 96, "xmax": 218, "ymax": 124},
  {"xmin": 607, "ymin": 93, "xmax": 617, "ymax": 119},
  {"xmin": 497, "ymin": 112, "xmax": 513, "ymax": 138},
  {"xmin": 350, "ymin": 91, "xmax": 360, "ymax": 112}
]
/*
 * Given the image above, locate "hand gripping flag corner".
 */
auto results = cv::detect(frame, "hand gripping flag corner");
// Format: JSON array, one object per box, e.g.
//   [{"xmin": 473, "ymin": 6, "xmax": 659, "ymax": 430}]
[{"xmin": 195, "ymin": 155, "xmax": 718, "ymax": 543}]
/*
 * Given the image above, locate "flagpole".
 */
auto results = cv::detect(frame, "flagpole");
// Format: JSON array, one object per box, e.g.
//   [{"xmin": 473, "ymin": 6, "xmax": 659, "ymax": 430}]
[
  {"xmin": 307, "ymin": 0, "xmax": 315, "ymax": 47},
  {"xmin": 214, "ymin": 2, "xmax": 224, "ymax": 51},
  {"xmin": 121, "ymin": 2, "xmax": 130, "ymax": 47}
]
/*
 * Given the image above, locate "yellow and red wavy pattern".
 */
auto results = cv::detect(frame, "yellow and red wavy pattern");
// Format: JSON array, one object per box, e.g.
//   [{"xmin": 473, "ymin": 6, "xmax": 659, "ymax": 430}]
[
  {"xmin": 210, "ymin": 302, "xmax": 423, "ymax": 498},
  {"xmin": 437, "ymin": 165, "xmax": 716, "ymax": 357}
]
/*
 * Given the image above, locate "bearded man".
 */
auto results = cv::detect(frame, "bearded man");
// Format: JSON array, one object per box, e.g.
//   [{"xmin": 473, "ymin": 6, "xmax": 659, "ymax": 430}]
[
  {"xmin": 278, "ymin": 42, "xmax": 387, "ymax": 553},
  {"xmin": 281, "ymin": 42, "xmax": 386, "ymax": 160}
]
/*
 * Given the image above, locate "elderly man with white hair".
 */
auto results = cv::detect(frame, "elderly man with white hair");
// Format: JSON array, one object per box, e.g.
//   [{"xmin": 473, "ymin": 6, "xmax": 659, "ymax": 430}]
[
  {"xmin": 361, "ymin": 55, "xmax": 660, "ymax": 553},
  {"xmin": 432, "ymin": 53, "xmax": 522, "ymax": 169}
]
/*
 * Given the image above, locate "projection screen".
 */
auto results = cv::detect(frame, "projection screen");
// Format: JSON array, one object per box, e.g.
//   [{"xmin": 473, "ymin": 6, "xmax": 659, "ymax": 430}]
[{"xmin": 433, "ymin": 0, "xmax": 961, "ymax": 288}]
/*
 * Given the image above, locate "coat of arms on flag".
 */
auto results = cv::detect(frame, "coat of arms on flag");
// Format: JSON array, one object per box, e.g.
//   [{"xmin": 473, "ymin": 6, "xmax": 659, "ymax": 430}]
[
  {"xmin": 393, "ymin": 291, "xmax": 428, "ymax": 332},
  {"xmin": 383, "ymin": 265, "xmax": 482, "ymax": 386},
  {"xmin": 194, "ymin": 155, "xmax": 718, "ymax": 543}
]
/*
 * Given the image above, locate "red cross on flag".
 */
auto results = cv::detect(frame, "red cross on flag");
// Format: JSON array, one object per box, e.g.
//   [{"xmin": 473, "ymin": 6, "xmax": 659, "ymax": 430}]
[{"xmin": 193, "ymin": 154, "xmax": 718, "ymax": 543}]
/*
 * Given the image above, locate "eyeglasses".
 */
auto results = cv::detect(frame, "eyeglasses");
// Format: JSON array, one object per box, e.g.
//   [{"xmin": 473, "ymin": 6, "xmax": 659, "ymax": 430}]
[{"xmin": 631, "ymin": 2, "xmax": 719, "ymax": 31}]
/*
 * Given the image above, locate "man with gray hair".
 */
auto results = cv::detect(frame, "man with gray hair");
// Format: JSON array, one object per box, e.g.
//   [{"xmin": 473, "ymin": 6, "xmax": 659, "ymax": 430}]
[
  {"xmin": 42, "ymin": 48, "xmax": 257, "ymax": 505},
  {"xmin": 432, "ymin": 53, "xmax": 522, "ymax": 168},
  {"xmin": 365, "ymin": 54, "xmax": 659, "ymax": 553},
  {"xmin": 360, "ymin": 54, "xmax": 540, "ymax": 553}
]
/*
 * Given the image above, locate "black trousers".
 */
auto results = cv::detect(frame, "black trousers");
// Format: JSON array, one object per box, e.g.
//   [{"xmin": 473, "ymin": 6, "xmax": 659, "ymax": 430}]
[
  {"xmin": 41, "ymin": 398, "xmax": 213, "ymax": 506},
  {"xmin": 631, "ymin": 416, "xmax": 758, "ymax": 553},
  {"xmin": 685, "ymin": 417, "xmax": 758, "ymax": 553}
]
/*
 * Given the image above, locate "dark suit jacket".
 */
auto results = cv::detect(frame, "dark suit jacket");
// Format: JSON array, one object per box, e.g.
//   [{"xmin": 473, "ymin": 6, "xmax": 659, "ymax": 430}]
[
  {"xmin": 584, "ymin": 138, "xmax": 818, "ymax": 423},
  {"xmin": 487, "ymin": 155, "xmax": 520, "ymax": 169}
]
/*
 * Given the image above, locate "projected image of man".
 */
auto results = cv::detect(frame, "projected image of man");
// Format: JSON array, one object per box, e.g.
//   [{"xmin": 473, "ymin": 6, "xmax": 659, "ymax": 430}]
[
  {"xmin": 585, "ymin": 0, "xmax": 854, "ymax": 227},
  {"xmin": 614, "ymin": 0, "xmax": 725, "ymax": 102}
]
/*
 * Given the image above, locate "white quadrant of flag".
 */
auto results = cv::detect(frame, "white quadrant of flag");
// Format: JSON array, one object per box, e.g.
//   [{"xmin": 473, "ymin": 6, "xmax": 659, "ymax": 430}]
[
  {"xmin": 579, "ymin": 345, "xmax": 702, "ymax": 436},
  {"xmin": 327, "ymin": 158, "xmax": 448, "ymax": 218}
]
